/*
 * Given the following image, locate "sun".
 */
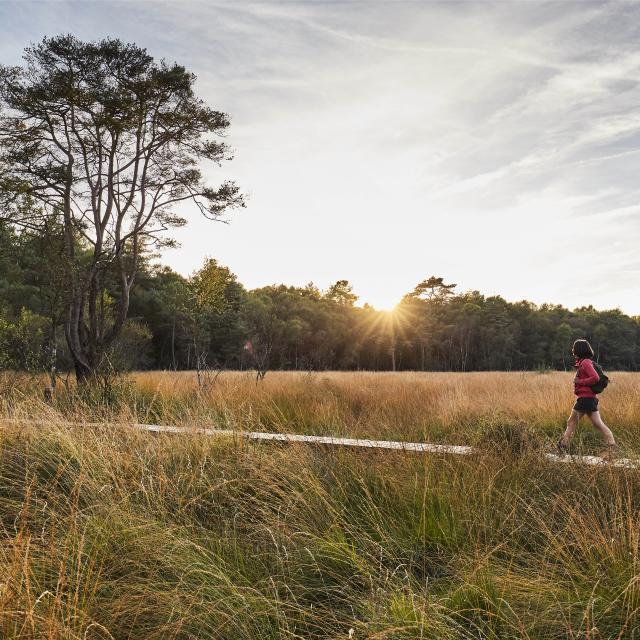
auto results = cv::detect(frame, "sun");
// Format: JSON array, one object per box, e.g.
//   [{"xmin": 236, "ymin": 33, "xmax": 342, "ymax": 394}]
[
  {"xmin": 361, "ymin": 294, "xmax": 401, "ymax": 313},
  {"xmin": 380, "ymin": 305, "xmax": 401, "ymax": 316}
]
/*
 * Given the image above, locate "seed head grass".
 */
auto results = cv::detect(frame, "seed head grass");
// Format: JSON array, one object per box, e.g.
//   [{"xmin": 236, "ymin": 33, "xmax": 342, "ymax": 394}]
[{"xmin": 0, "ymin": 371, "xmax": 638, "ymax": 638}]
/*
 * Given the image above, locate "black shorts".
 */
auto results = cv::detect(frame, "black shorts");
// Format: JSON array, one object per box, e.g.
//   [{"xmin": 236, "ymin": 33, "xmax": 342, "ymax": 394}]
[{"xmin": 573, "ymin": 397, "xmax": 599, "ymax": 414}]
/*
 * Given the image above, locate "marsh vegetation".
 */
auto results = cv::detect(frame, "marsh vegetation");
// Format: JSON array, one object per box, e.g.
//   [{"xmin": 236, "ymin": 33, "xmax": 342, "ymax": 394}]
[{"xmin": 0, "ymin": 371, "xmax": 638, "ymax": 638}]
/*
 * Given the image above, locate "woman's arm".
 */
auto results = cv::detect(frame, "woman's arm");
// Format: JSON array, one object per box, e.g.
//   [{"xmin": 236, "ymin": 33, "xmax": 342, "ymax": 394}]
[{"xmin": 580, "ymin": 359, "xmax": 600, "ymax": 386}]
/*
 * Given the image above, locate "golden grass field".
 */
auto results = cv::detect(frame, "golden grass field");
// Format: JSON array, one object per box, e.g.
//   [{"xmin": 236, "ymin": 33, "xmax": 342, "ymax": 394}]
[
  {"xmin": 0, "ymin": 371, "xmax": 639, "ymax": 639},
  {"xmin": 129, "ymin": 370, "xmax": 640, "ymax": 452}
]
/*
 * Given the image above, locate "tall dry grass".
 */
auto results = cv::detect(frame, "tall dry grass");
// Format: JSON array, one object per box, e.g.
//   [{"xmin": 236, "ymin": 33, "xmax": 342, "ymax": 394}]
[
  {"xmin": 0, "ymin": 416, "xmax": 639, "ymax": 638},
  {"xmin": 0, "ymin": 371, "xmax": 639, "ymax": 638},
  {"xmin": 134, "ymin": 370, "xmax": 640, "ymax": 450},
  {"xmin": 4, "ymin": 370, "xmax": 638, "ymax": 452}
]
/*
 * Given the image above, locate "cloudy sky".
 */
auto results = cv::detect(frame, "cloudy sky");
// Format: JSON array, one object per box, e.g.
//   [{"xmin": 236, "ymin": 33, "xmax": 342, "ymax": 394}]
[{"xmin": 1, "ymin": 0, "xmax": 639, "ymax": 311}]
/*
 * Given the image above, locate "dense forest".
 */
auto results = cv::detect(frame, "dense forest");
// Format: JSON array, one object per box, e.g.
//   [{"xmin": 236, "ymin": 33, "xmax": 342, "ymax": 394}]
[
  {"xmin": 1, "ymin": 221, "xmax": 639, "ymax": 375},
  {"xmin": 1, "ymin": 36, "xmax": 637, "ymax": 380}
]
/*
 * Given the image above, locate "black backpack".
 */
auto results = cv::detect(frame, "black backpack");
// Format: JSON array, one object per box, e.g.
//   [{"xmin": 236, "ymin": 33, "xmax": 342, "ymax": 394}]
[{"xmin": 591, "ymin": 361, "xmax": 609, "ymax": 394}]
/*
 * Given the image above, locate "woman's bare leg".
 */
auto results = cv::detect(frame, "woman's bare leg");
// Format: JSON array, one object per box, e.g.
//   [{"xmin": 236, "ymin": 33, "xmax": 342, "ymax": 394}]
[
  {"xmin": 560, "ymin": 410, "xmax": 581, "ymax": 446},
  {"xmin": 586, "ymin": 411, "xmax": 616, "ymax": 446}
]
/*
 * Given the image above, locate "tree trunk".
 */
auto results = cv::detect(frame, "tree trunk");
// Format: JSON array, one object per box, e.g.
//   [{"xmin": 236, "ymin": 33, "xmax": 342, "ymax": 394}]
[
  {"xmin": 171, "ymin": 315, "xmax": 177, "ymax": 370},
  {"xmin": 48, "ymin": 322, "xmax": 58, "ymax": 393},
  {"xmin": 73, "ymin": 358, "xmax": 92, "ymax": 384}
]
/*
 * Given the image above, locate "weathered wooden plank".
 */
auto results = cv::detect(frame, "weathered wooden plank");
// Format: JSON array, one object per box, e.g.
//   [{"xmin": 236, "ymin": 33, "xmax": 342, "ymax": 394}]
[{"xmin": 2, "ymin": 418, "xmax": 637, "ymax": 468}]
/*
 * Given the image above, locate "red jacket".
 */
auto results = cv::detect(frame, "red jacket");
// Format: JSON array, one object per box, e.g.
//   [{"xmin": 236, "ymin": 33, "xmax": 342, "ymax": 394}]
[{"xmin": 574, "ymin": 358, "xmax": 599, "ymax": 398}]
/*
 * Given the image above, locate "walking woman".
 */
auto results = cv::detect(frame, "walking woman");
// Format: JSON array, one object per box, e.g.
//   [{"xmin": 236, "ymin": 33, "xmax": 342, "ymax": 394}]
[{"xmin": 558, "ymin": 339, "xmax": 617, "ymax": 454}]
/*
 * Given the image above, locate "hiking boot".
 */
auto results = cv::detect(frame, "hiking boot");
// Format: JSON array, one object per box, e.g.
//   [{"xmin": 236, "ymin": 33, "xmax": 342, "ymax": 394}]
[{"xmin": 556, "ymin": 438, "xmax": 569, "ymax": 455}]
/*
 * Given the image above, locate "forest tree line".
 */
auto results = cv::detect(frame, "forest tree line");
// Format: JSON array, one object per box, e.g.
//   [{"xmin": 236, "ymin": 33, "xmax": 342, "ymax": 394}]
[
  {"xmin": 3, "ymin": 36, "xmax": 637, "ymax": 382},
  {"xmin": 1, "ymin": 221, "xmax": 639, "ymax": 375}
]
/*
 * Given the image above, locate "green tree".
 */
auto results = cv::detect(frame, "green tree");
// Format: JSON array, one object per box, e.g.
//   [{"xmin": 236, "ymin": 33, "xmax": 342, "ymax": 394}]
[
  {"xmin": 411, "ymin": 276, "xmax": 457, "ymax": 301},
  {"xmin": 128, "ymin": 266, "xmax": 191, "ymax": 369},
  {"xmin": 325, "ymin": 280, "xmax": 358, "ymax": 306},
  {"xmin": 0, "ymin": 36, "xmax": 243, "ymax": 381},
  {"xmin": 552, "ymin": 322, "xmax": 573, "ymax": 370},
  {"xmin": 187, "ymin": 258, "xmax": 243, "ymax": 383},
  {"xmin": 399, "ymin": 276, "xmax": 457, "ymax": 370}
]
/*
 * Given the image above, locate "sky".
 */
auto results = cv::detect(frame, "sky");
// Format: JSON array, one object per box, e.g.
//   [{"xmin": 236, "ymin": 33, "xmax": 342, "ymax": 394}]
[{"xmin": 1, "ymin": 0, "xmax": 640, "ymax": 312}]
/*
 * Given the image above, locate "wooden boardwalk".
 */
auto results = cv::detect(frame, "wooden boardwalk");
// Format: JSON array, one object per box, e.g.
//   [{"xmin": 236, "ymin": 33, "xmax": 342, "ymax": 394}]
[{"xmin": 4, "ymin": 419, "xmax": 638, "ymax": 469}]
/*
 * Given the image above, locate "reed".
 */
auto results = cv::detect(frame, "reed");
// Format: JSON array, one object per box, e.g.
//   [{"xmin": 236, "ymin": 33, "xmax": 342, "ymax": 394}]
[
  {"xmin": 4, "ymin": 370, "xmax": 637, "ymax": 452},
  {"xmin": 0, "ymin": 371, "xmax": 638, "ymax": 638}
]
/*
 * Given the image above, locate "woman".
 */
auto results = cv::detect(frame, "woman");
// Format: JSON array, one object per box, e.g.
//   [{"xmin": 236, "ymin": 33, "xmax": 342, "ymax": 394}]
[{"xmin": 558, "ymin": 339, "xmax": 617, "ymax": 454}]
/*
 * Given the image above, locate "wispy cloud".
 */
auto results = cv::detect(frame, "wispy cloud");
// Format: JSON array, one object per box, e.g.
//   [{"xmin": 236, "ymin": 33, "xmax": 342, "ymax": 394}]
[{"xmin": 1, "ymin": 0, "xmax": 639, "ymax": 311}]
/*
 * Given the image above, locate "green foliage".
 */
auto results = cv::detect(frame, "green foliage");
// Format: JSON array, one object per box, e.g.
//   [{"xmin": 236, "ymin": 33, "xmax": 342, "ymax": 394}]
[
  {"xmin": 325, "ymin": 279, "xmax": 358, "ymax": 306},
  {"xmin": 2, "ymin": 227, "xmax": 640, "ymax": 373},
  {"xmin": 0, "ymin": 35, "xmax": 243, "ymax": 379},
  {"xmin": 107, "ymin": 319, "xmax": 153, "ymax": 372},
  {"xmin": 191, "ymin": 258, "xmax": 237, "ymax": 315},
  {"xmin": 129, "ymin": 261, "xmax": 246, "ymax": 371},
  {"xmin": 0, "ymin": 308, "xmax": 50, "ymax": 371},
  {"xmin": 1, "ymin": 422, "xmax": 639, "ymax": 638},
  {"xmin": 391, "ymin": 288, "xmax": 640, "ymax": 371},
  {"xmin": 241, "ymin": 284, "xmax": 360, "ymax": 372}
]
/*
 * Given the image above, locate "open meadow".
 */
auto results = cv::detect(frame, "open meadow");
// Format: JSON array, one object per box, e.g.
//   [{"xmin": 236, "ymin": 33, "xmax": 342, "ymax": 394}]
[
  {"xmin": 0, "ymin": 371, "xmax": 639, "ymax": 639},
  {"xmin": 8, "ymin": 369, "xmax": 635, "ymax": 451}
]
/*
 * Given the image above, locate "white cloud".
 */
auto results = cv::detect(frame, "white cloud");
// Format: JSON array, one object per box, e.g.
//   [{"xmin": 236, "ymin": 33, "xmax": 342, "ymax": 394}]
[{"xmin": 1, "ymin": 0, "xmax": 640, "ymax": 312}]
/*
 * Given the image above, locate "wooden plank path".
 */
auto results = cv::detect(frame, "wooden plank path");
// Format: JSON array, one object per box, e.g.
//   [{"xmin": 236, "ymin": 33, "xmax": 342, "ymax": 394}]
[{"xmin": 4, "ymin": 418, "xmax": 639, "ymax": 469}]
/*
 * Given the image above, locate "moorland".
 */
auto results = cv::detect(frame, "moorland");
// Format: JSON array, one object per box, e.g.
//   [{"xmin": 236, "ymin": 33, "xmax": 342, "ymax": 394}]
[{"xmin": 0, "ymin": 371, "xmax": 638, "ymax": 639}]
